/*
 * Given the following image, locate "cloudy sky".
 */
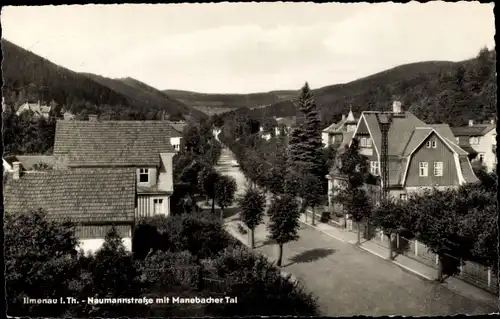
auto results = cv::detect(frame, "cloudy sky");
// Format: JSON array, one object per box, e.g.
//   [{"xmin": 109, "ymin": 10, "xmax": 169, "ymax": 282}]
[{"xmin": 1, "ymin": 2, "xmax": 495, "ymax": 93}]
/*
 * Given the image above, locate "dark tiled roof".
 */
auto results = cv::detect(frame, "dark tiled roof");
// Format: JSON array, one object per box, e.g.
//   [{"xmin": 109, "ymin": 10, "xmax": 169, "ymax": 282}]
[
  {"xmin": 54, "ymin": 120, "xmax": 175, "ymax": 167},
  {"xmin": 451, "ymin": 124, "xmax": 495, "ymax": 136},
  {"xmin": 3, "ymin": 168, "xmax": 136, "ymax": 223}
]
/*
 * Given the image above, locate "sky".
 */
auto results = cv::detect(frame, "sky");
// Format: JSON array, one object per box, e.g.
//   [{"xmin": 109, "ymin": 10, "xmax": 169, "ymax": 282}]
[{"xmin": 1, "ymin": 2, "xmax": 495, "ymax": 94}]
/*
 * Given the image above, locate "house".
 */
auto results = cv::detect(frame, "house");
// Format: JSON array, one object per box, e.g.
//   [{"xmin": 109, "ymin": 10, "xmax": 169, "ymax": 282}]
[
  {"xmin": 167, "ymin": 121, "xmax": 187, "ymax": 152},
  {"xmin": 275, "ymin": 116, "xmax": 297, "ymax": 136},
  {"xmin": 3, "ymin": 164, "xmax": 137, "ymax": 253},
  {"xmin": 53, "ymin": 115, "xmax": 176, "ymax": 218},
  {"xmin": 327, "ymin": 101, "xmax": 479, "ymax": 207},
  {"xmin": 63, "ymin": 111, "xmax": 75, "ymax": 120},
  {"xmin": 321, "ymin": 107, "xmax": 358, "ymax": 149},
  {"xmin": 16, "ymin": 101, "xmax": 52, "ymax": 118},
  {"xmin": 451, "ymin": 119, "xmax": 497, "ymax": 172}
]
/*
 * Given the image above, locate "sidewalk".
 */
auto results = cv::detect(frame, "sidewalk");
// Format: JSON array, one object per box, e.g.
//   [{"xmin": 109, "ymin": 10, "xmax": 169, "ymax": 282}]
[{"xmin": 300, "ymin": 212, "xmax": 499, "ymax": 309}]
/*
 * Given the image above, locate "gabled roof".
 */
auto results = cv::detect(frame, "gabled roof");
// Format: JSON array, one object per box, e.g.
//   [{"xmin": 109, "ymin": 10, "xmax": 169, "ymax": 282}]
[
  {"xmin": 16, "ymin": 102, "xmax": 51, "ymax": 116},
  {"xmin": 3, "ymin": 168, "xmax": 136, "ymax": 224},
  {"xmin": 167, "ymin": 121, "xmax": 187, "ymax": 136},
  {"xmin": 276, "ymin": 116, "xmax": 296, "ymax": 127},
  {"xmin": 451, "ymin": 124, "xmax": 495, "ymax": 136},
  {"xmin": 54, "ymin": 120, "xmax": 175, "ymax": 167}
]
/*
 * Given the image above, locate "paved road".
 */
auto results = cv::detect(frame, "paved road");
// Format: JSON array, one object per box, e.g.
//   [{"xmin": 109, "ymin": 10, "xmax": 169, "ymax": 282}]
[{"xmin": 216, "ymin": 149, "xmax": 497, "ymax": 316}]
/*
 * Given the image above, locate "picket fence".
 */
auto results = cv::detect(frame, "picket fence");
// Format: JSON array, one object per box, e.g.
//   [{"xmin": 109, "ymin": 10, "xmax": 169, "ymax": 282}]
[{"xmin": 349, "ymin": 223, "xmax": 499, "ymax": 295}]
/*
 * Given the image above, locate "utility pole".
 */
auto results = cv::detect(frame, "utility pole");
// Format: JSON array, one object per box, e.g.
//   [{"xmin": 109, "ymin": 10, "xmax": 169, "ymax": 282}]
[{"xmin": 377, "ymin": 113, "xmax": 393, "ymax": 203}]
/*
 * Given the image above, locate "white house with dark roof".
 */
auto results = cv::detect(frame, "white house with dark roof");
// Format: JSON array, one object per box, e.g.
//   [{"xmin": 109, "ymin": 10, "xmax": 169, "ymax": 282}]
[
  {"xmin": 167, "ymin": 121, "xmax": 187, "ymax": 152},
  {"xmin": 321, "ymin": 107, "xmax": 358, "ymax": 149},
  {"xmin": 327, "ymin": 101, "xmax": 479, "ymax": 207},
  {"xmin": 3, "ymin": 165, "xmax": 137, "ymax": 253},
  {"xmin": 451, "ymin": 119, "xmax": 497, "ymax": 172},
  {"xmin": 53, "ymin": 116, "xmax": 176, "ymax": 218}
]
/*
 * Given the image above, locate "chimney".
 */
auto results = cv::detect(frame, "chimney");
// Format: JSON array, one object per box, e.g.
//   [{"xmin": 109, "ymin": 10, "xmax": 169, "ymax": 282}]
[
  {"xmin": 88, "ymin": 114, "xmax": 98, "ymax": 122},
  {"xmin": 13, "ymin": 162, "xmax": 21, "ymax": 180},
  {"xmin": 468, "ymin": 120, "xmax": 474, "ymax": 127},
  {"xmin": 342, "ymin": 114, "xmax": 347, "ymax": 121},
  {"xmin": 392, "ymin": 101, "xmax": 402, "ymax": 113}
]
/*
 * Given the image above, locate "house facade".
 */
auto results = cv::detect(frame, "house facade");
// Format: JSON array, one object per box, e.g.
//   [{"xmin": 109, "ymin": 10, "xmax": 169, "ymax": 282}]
[
  {"xmin": 3, "ymin": 165, "xmax": 137, "ymax": 254},
  {"xmin": 53, "ymin": 117, "xmax": 176, "ymax": 218},
  {"xmin": 321, "ymin": 108, "xmax": 358, "ymax": 148},
  {"xmin": 451, "ymin": 119, "xmax": 497, "ymax": 172},
  {"xmin": 167, "ymin": 121, "xmax": 187, "ymax": 152},
  {"xmin": 327, "ymin": 101, "xmax": 479, "ymax": 207}
]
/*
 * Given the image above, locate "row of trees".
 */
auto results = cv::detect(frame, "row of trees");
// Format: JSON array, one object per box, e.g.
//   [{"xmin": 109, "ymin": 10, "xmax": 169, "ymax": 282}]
[
  {"xmin": 6, "ymin": 210, "xmax": 319, "ymax": 317},
  {"xmin": 220, "ymin": 83, "xmax": 335, "ymax": 266}
]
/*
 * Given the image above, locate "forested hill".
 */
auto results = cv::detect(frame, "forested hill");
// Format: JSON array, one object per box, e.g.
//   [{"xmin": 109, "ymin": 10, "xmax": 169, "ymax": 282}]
[
  {"xmin": 222, "ymin": 48, "xmax": 496, "ymax": 128},
  {"xmin": 1, "ymin": 39, "xmax": 205, "ymax": 121},
  {"xmin": 164, "ymin": 89, "xmax": 297, "ymax": 115}
]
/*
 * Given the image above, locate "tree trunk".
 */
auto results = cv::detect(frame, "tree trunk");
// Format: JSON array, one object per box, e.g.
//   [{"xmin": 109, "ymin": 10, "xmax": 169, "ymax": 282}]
[
  {"xmin": 387, "ymin": 233, "xmax": 393, "ymax": 260},
  {"xmin": 277, "ymin": 244, "xmax": 283, "ymax": 267},
  {"xmin": 211, "ymin": 198, "xmax": 215, "ymax": 214},
  {"xmin": 357, "ymin": 222, "xmax": 361, "ymax": 245},
  {"xmin": 311, "ymin": 206, "xmax": 316, "ymax": 226},
  {"xmin": 437, "ymin": 255, "xmax": 444, "ymax": 282},
  {"xmin": 250, "ymin": 229, "xmax": 255, "ymax": 249},
  {"xmin": 205, "ymin": 195, "xmax": 209, "ymax": 206}
]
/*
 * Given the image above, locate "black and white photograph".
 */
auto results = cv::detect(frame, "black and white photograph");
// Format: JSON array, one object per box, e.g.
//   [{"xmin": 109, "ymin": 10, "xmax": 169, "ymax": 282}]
[{"xmin": 1, "ymin": 2, "xmax": 497, "ymax": 317}]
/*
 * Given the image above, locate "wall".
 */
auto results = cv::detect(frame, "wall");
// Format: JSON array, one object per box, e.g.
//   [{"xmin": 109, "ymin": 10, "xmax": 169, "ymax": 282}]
[
  {"xmin": 170, "ymin": 137, "xmax": 183, "ymax": 152},
  {"xmin": 471, "ymin": 129, "xmax": 496, "ymax": 172},
  {"xmin": 322, "ymin": 132, "xmax": 329, "ymax": 148},
  {"xmin": 405, "ymin": 133, "xmax": 459, "ymax": 187},
  {"xmin": 137, "ymin": 194, "xmax": 171, "ymax": 218},
  {"xmin": 136, "ymin": 167, "xmax": 157, "ymax": 187},
  {"xmin": 78, "ymin": 238, "xmax": 132, "ymax": 255},
  {"xmin": 158, "ymin": 153, "xmax": 174, "ymax": 192}
]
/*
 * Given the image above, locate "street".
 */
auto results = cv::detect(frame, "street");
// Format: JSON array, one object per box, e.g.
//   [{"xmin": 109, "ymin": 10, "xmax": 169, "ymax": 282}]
[{"xmin": 217, "ymin": 148, "xmax": 497, "ymax": 316}]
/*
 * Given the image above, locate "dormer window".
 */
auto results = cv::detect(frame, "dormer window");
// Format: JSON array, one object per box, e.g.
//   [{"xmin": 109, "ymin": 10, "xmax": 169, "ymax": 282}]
[
  {"xmin": 360, "ymin": 137, "xmax": 372, "ymax": 147},
  {"xmin": 139, "ymin": 168, "xmax": 149, "ymax": 183}
]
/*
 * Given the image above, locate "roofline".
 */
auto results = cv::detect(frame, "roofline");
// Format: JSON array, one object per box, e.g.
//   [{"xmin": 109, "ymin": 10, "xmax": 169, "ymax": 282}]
[
  {"xmin": 401, "ymin": 129, "xmax": 466, "ymax": 186},
  {"xmin": 453, "ymin": 153, "xmax": 466, "ymax": 185},
  {"xmin": 350, "ymin": 114, "xmax": 381, "ymax": 160},
  {"xmin": 68, "ymin": 164, "xmax": 151, "ymax": 168}
]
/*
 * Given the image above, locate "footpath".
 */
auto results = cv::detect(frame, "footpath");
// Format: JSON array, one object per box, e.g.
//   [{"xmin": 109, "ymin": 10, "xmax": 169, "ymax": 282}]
[{"xmin": 299, "ymin": 211, "xmax": 499, "ymax": 310}]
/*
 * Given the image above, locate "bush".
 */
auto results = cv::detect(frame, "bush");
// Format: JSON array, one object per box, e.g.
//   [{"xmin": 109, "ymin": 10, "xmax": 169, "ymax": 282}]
[
  {"xmin": 206, "ymin": 247, "xmax": 320, "ymax": 316},
  {"xmin": 320, "ymin": 211, "xmax": 331, "ymax": 223}
]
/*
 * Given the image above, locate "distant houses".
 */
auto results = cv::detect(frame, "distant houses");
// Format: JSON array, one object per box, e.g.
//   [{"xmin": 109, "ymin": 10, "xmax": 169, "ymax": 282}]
[
  {"xmin": 326, "ymin": 101, "xmax": 479, "ymax": 207},
  {"xmin": 15, "ymin": 101, "xmax": 52, "ymax": 118},
  {"xmin": 321, "ymin": 107, "xmax": 358, "ymax": 149},
  {"xmin": 166, "ymin": 121, "xmax": 187, "ymax": 152},
  {"xmin": 451, "ymin": 119, "xmax": 497, "ymax": 172}
]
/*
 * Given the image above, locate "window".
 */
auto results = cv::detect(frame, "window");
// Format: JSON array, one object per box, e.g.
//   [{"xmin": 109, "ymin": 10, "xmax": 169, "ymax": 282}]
[
  {"xmin": 153, "ymin": 199, "xmax": 163, "ymax": 214},
  {"xmin": 419, "ymin": 162, "xmax": 428, "ymax": 177},
  {"xmin": 400, "ymin": 194, "xmax": 408, "ymax": 201},
  {"xmin": 139, "ymin": 168, "xmax": 149, "ymax": 183},
  {"xmin": 432, "ymin": 141, "xmax": 437, "ymax": 148},
  {"xmin": 360, "ymin": 137, "xmax": 372, "ymax": 147},
  {"xmin": 469, "ymin": 136, "xmax": 480, "ymax": 145},
  {"xmin": 433, "ymin": 162, "xmax": 443, "ymax": 177},
  {"xmin": 426, "ymin": 141, "xmax": 432, "ymax": 148},
  {"xmin": 370, "ymin": 161, "xmax": 380, "ymax": 176}
]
